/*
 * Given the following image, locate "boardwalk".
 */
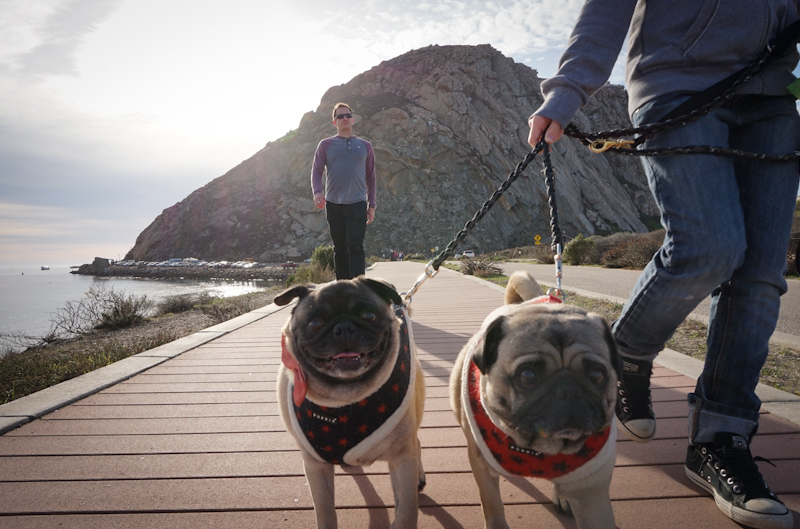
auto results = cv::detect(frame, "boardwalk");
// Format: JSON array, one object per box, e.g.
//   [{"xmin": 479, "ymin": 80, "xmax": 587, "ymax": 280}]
[{"xmin": 1, "ymin": 261, "xmax": 798, "ymax": 528}]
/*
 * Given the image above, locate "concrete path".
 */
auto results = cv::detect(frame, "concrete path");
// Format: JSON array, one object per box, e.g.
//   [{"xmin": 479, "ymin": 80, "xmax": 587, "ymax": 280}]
[{"xmin": 0, "ymin": 261, "xmax": 798, "ymax": 528}]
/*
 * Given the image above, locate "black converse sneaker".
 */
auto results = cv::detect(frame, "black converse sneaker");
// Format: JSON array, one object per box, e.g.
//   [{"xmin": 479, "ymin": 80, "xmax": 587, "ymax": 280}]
[
  {"xmin": 685, "ymin": 433, "xmax": 793, "ymax": 529},
  {"xmin": 615, "ymin": 356, "xmax": 656, "ymax": 442}
]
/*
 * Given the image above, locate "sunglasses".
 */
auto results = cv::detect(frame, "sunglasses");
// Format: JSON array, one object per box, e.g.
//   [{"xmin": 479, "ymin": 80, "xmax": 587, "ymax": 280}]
[{"xmin": 335, "ymin": 113, "xmax": 353, "ymax": 120}]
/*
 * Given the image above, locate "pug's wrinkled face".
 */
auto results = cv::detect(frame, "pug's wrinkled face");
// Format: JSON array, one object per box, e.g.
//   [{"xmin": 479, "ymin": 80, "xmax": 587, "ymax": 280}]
[
  {"xmin": 276, "ymin": 278, "xmax": 402, "ymax": 386},
  {"xmin": 474, "ymin": 304, "xmax": 618, "ymax": 455}
]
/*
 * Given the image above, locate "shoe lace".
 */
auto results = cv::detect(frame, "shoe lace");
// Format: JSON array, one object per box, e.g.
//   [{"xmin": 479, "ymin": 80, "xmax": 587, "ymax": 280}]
[
  {"xmin": 714, "ymin": 447, "xmax": 776, "ymax": 501},
  {"xmin": 618, "ymin": 362, "xmax": 653, "ymax": 415}
]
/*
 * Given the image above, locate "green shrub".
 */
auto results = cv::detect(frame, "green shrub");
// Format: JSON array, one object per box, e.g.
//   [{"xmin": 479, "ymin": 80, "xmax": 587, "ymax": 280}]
[
  {"xmin": 311, "ymin": 245, "xmax": 335, "ymax": 271},
  {"xmin": 286, "ymin": 261, "xmax": 336, "ymax": 286},
  {"xmin": 563, "ymin": 234, "xmax": 595, "ymax": 265}
]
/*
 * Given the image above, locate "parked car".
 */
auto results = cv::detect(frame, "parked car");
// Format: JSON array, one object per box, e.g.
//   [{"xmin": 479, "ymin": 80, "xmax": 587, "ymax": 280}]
[
  {"xmin": 282, "ymin": 261, "xmax": 299, "ymax": 269},
  {"xmin": 462, "ymin": 250, "xmax": 475, "ymax": 258}
]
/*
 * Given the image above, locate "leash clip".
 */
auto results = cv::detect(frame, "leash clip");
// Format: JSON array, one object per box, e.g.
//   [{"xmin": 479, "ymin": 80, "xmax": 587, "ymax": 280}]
[
  {"xmin": 402, "ymin": 261, "xmax": 439, "ymax": 307},
  {"xmin": 588, "ymin": 139, "xmax": 635, "ymax": 153}
]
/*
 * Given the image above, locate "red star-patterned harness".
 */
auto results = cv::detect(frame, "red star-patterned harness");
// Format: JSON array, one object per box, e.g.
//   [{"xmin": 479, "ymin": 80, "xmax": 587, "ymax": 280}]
[
  {"xmin": 283, "ymin": 306, "xmax": 416, "ymax": 465},
  {"xmin": 462, "ymin": 294, "xmax": 614, "ymax": 480}
]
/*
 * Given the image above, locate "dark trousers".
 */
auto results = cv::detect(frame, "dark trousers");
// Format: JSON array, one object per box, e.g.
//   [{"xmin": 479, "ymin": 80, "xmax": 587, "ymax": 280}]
[{"xmin": 325, "ymin": 201, "xmax": 367, "ymax": 280}]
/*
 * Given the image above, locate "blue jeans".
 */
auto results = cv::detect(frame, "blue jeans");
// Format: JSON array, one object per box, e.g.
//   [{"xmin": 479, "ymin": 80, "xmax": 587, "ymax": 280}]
[
  {"xmin": 326, "ymin": 201, "xmax": 367, "ymax": 280},
  {"xmin": 611, "ymin": 93, "xmax": 800, "ymax": 444}
]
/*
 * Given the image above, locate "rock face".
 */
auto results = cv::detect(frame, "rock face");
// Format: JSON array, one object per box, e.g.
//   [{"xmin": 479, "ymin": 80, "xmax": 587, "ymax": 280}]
[{"xmin": 125, "ymin": 44, "xmax": 658, "ymax": 263}]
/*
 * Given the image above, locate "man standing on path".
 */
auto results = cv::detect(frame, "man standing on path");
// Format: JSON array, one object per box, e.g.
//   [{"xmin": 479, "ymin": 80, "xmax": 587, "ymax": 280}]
[{"xmin": 311, "ymin": 102, "xmax": 377, "ymax": 280}]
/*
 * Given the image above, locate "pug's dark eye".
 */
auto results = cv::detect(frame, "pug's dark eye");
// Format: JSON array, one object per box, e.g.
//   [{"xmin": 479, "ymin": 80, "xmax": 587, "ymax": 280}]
[
  {"xmin": 588, "ymin": 367, "xmax": 606, "ymax": 386},
  {"xmin": 518, "ymin": 368, "xmax": 536, "ymax": 387},
  {"xmin": 307, "ymin": 320, "xmax": 323, "ymax": 333},
  {"xmin": 362, "ymin": 312, "xmax": 376, "ymax": 323}
]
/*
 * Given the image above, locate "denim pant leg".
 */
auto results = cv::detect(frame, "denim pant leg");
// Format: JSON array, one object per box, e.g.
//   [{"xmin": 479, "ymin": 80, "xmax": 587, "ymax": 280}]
[
  {"xmin": 611, "ymin": 94, "xmax": 800, "ymax": 443},
  {"xmin": 690, "ymin": 95, "xmax": 800, "ymax": 442}
]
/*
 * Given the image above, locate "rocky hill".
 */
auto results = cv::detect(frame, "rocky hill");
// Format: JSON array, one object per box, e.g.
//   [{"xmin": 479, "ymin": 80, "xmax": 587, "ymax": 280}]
[{"xmin": 124, "ymin": 44, "xmax": 658, "ymax": 263}]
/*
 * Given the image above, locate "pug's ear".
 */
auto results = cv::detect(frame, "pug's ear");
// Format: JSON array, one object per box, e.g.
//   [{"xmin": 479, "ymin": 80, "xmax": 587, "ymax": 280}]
[
  {"xmin": 274, "ymin": 284, "xmax": 315, "ymax": 306},
  {"xmin": 360, "ymin": 277, "xmax": 403, "ymax": 306},
  {"xmin": 473, "ymin": 316, "xmax": 505, "ymax": 374}
]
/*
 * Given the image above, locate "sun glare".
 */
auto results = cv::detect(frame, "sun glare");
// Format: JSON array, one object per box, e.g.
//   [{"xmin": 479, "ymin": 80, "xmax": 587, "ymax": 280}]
[{"xmin": 42, "ymin": 1, "xmax": 345, "ymax": 152}]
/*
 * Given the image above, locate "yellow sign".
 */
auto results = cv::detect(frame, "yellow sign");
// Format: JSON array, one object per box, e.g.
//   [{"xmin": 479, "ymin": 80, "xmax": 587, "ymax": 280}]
[{"xmin": 534, "ymin": 234, "xmax": 541, "ymax": 246}]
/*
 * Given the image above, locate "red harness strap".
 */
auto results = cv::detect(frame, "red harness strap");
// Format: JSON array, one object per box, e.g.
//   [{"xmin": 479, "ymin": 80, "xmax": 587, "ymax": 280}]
[{"xmin": 467, "ymin": 359, "xmax": 610, "ymax": 479}]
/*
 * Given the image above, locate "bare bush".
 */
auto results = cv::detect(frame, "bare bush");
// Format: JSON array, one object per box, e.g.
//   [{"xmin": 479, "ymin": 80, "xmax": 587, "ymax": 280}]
[
  {"xmin": 460, "ymin": 257, "xmax": 502, "ymax": 278},
  {"xmin": 200, "ymin": 296, "xmax": 261, "ymax": 324},
  {"xmin": 157, "ymin": 293, "xmax": 212, "ymax": 316},
  {"xmin": 602, "ymin": 235, "xmax": 662, "ymax": 269},
  {"xmin": 51, "ymin": 282, "xmax": 153, "ymax": 336}
]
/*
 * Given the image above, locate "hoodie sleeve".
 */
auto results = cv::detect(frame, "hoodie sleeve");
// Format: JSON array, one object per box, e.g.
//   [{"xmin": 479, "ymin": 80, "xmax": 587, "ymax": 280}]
[{"xmin": 534, "ymin": 0, "xmax": 638, "ymax": 127}]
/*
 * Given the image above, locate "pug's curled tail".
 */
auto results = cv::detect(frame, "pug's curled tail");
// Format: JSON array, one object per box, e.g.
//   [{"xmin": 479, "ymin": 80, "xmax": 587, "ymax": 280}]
[{"xmin": 504, "ymin": 271, "xmax": 544, "ymax": 305}]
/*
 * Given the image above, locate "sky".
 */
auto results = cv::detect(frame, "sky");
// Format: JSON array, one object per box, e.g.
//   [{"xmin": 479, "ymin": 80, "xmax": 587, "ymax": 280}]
[{"xmin": 0, "ymin": 1, "xmax": 795, "ymax": 267}]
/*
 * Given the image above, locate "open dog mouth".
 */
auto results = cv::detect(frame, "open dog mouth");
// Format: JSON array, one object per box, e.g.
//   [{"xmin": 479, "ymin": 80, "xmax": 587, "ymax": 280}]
[
  {"xmin": 314, "ymin": 347, "xmax": 382, "ymax": 371},
  {"xmin": 506, "ymin": 419, "xmax": 593, "ymax": 445}
]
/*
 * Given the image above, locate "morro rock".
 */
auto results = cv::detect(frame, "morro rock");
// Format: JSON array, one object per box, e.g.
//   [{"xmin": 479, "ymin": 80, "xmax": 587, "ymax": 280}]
[{"xmin": 125, "ymin": 44, "xmax": 657, "ymax": 263}]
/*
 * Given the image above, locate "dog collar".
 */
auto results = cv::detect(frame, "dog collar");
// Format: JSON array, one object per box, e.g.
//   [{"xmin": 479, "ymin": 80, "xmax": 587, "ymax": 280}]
[
  {"xmin": 523, "ymin": 294, "xmax": 563, "ymax": 306},
  {"xmin": 466, "ymin": 358, "xmax": 610, "ymax": 479},
  {"xmin": 287, "ymin": 306, "xmax": 415, "ymax": 465}
]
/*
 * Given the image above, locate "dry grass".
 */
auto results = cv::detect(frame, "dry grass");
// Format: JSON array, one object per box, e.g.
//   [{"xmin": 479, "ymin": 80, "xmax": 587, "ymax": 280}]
[
  {"xmin": 572, "ymin": 294, "xmax": 800, "ymax": 396},
  {"xmin": 0, "ymin": 289, "xmax": 281, "ymax": 404}
]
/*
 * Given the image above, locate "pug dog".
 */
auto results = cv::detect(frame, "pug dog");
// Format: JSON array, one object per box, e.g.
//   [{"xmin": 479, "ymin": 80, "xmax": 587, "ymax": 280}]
[
  {"xmin": 275, "ymin": 277, "xmax": 426, "ymax": 529},
  {"xmin": 450, "ymin": 271, "xmax": 618, "ymax": 529}
]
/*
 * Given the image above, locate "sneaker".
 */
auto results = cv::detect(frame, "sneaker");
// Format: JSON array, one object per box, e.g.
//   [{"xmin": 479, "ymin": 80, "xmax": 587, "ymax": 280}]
[
  {"xmin": 615, "ymin": 356, "xmax": 656, "ymax": 442},
  {"xmin": 685, "ymin": 433, "xmax": 793, "ymax": 529}
]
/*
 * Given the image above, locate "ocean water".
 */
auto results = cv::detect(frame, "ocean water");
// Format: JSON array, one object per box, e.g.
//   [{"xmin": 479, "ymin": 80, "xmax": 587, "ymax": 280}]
[{"xmin": 0, "ymin": 264, "xmax": 276, "ymax": 340}]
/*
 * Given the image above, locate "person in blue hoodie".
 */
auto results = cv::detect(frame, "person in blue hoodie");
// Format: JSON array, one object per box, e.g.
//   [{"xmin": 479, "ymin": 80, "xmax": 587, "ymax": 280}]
[{"xmin": 529, "ymin": 2, "xmax": 799, "ymax": 528}]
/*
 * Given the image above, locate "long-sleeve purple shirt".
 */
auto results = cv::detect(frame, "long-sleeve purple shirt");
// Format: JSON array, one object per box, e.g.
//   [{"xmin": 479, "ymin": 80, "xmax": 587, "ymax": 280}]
[{"xmin": 311, "ymin": 135, "xmax": 376, "ymax": 208}]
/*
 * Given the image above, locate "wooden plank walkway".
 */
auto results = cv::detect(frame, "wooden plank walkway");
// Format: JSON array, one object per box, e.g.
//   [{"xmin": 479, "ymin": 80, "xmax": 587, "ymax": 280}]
[{"xmin": 0, "ymin": 261, "xmax": 798, "ymax": 528}]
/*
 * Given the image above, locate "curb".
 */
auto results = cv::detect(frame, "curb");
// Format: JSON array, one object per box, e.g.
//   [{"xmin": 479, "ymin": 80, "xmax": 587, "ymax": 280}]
[{"xmin": 0, "ymin": 302, "xmax": 290, "ymax": 435}]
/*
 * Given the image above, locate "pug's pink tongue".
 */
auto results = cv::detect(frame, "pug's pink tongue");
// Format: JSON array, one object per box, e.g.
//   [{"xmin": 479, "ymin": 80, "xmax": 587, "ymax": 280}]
[{"xmin": 334, "ymin": 353, "xmax": 360, "ymax": 361}]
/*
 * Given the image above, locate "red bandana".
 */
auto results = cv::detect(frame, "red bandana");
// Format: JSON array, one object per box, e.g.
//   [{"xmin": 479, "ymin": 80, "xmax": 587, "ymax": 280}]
[
  {"xmin": 467, "ymin": 359, "xmax": 610, "ymax": 479},
  {"xmin": 281, "ymin": 334, "xmax": 308, "ymax": 407}
]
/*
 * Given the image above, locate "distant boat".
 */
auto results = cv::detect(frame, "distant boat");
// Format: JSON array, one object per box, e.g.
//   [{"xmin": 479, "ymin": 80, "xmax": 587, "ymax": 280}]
[{"xmin": 41, "ymin": 266, "xmax": 50, "ymax": 270}]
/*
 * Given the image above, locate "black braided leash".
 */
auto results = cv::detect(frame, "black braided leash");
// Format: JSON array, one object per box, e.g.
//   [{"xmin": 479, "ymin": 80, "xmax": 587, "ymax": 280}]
[
  {"xmin": 565, "ymin": 19, "xmax": 800, "ymax": 161},
  {"xmin": 402, "ymin": 142, "xmax": 546, "ymax": 305}
]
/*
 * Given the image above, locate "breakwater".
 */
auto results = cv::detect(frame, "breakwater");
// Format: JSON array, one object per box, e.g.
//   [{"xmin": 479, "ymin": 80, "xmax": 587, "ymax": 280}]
[{"xmin": 71, "ymin": 263, "xmax": 295, "ymax": 281}]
